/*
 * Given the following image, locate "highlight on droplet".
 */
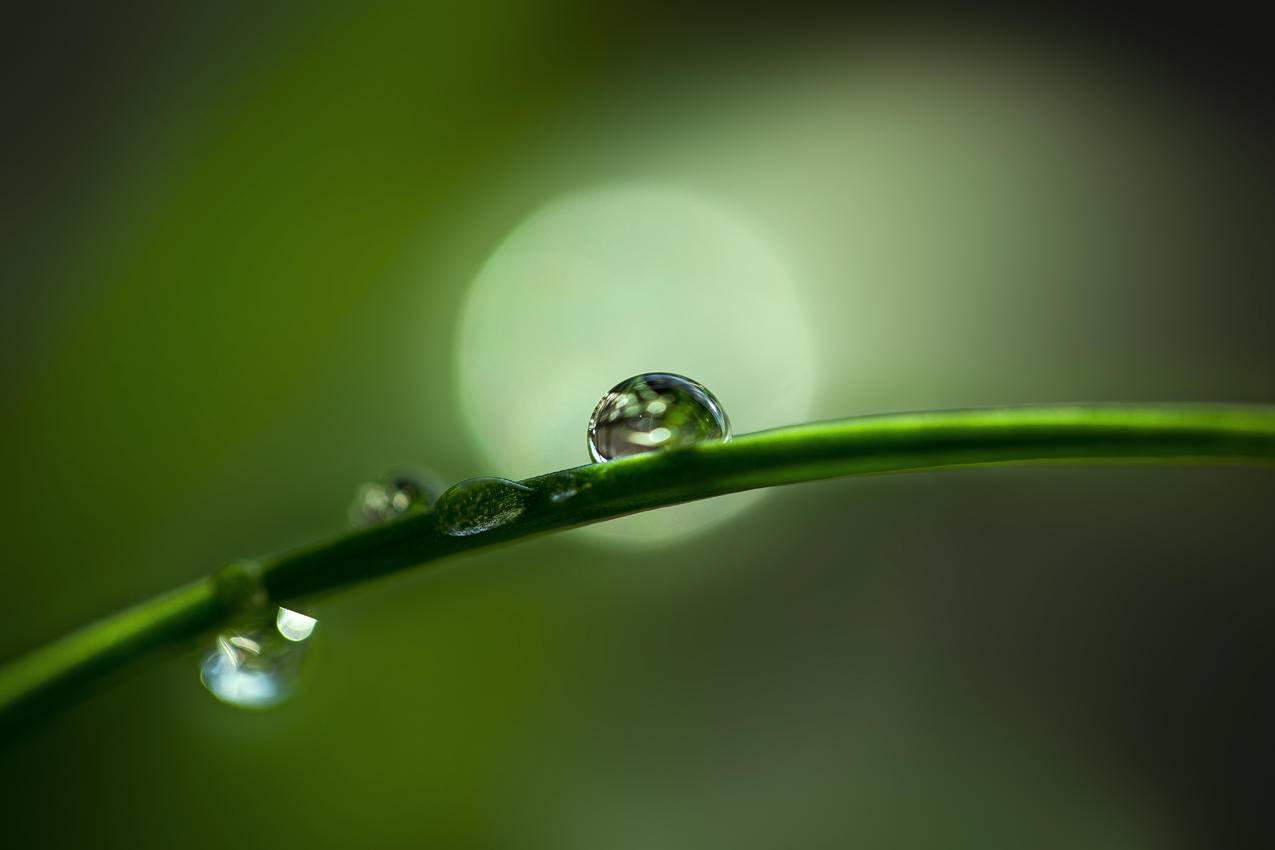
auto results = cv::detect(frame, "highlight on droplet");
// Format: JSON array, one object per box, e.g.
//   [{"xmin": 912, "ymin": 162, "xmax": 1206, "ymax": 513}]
[{"xmin": 276, "ymin": 607, "xmax": 318, "ymax": 642}]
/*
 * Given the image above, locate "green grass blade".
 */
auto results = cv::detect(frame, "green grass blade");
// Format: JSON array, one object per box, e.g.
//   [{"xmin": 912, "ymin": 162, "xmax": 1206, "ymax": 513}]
[{"xmin": 4, "ymin": 404, "xmax": 1273, "ymax": 736}]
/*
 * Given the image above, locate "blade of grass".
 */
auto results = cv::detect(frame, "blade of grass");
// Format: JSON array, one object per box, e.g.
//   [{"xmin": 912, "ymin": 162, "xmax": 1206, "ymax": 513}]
[{"xmin": 4, "ymin": 404, "xmax": 1274, "ymax": 736}]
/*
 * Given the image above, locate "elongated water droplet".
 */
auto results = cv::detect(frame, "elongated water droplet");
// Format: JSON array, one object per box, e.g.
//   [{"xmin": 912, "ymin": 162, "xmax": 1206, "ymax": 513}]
[
  {"xmin": 350, "ymin": 472, "xmax": 439, "ymax": 527},
  {"xmin": 200, "ymin": 606, "xmax": 317, "ymax": 709},
  {"xmin": 434, "ymin": 477, "xmax": 534, "ymax": 537},
  {"xmin": 587, "ymin": 373, "xmax": 731, "ymax": 462}
]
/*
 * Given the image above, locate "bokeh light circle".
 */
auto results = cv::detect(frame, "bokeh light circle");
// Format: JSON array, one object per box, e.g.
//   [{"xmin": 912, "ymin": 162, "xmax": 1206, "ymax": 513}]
[{"xmin": 456, "ymin": 185, "xmax": 817, "ymax": 545}]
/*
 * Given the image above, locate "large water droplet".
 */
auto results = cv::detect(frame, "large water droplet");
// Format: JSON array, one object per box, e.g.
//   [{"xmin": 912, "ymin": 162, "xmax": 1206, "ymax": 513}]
[
  {"xmin": 200, "ymin": 606, "xmax": 317, "ymax": 709},
  {"xmin": 587, "ymin": 373, "xmax": 731, "ymax": 462},
  {"xmin": 350, "ymin": 472, "xmax": 438, "ymax": 527},
  {"xmin": 434, "ymin": 477, "xmax": 534, "ymax": 537}
]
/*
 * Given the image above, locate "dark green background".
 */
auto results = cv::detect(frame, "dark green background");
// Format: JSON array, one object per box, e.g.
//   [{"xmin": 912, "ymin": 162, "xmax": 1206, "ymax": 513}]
[{"xmin": 3, "ymin": 5, "xmax": 1273, "ymax": 848}]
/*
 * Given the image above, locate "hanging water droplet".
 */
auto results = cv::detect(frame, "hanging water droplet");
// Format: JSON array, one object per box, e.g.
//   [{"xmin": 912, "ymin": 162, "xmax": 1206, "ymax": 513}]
[
  {"xmin": 349, "ymin": 472, "xmax": 439, "ymax": 527},
  {"xmin": 200, "ymin": 606, "xmax": 317, "ymax": 709},
  {"xmin": 587, "ymin": 373, "xmax": 731, "ymax": 462},
  {"xmin": 434, "ymin": 477, "xmax": 534, "ymax": 537},
  {"xmin": 275, "ymin": 607, "xmax": 318, "ymax": 641}
]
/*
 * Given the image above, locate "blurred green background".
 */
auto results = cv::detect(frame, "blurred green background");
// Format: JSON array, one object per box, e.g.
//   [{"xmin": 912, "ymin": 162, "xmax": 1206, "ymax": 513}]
[{"xmin": 3, "ymin": 4, "xmax": 1273, "ymax": 848}]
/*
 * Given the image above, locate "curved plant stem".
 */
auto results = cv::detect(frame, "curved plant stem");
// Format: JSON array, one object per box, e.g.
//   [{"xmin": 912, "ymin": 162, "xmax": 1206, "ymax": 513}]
[{"xmin": 3, "ymin": 404, "xmax": 1274, "ymax": 736}]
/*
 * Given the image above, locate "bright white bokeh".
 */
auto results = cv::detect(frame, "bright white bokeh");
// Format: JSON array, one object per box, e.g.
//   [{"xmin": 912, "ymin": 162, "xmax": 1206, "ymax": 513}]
[{"xmin": 456, "ymin": 185, "xmax": 817, "ymax": 545}]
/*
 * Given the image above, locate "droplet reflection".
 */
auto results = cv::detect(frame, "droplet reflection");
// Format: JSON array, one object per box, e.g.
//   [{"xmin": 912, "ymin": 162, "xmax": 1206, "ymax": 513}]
[
  {"xmin": 587, "ymin": 373, "xmax": 731, "ymax": 462},
  {"xmin": 200, "ymin": 606, "xmax": 317, "ymax": 709}
]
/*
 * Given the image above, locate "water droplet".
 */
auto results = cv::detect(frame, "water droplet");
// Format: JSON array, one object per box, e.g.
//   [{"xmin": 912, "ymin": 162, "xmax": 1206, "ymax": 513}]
[
  {"xmin": 200, "ymin": 606, "xmax": 317, "ymax": 709},
  {"xmin": 434, "ymin": 477, "xmax": 534, "ymax": 537},
  {"xmin": 350, "ymin": 472, "xmax": 439, "ymax": 527},
  {"xmin": 587, "ymin": 373, "xmax": 731, "ymax": 462},
  {"xmin": 275, "ymin": 607, "xmax": 318, "ymax": 642}
]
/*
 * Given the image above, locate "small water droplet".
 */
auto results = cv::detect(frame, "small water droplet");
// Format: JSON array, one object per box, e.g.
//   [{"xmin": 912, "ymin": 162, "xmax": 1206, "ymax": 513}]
[
  {"xmin": 587, "ymin": 373, "xmax": 731, "ymax": 462},
  {"xmin": 350, "ymin": 472, "xmax": 439, "ymax": 527},
  {"xmin": 275, "ymin": 607, "xmax": 318, "ymax": 642},
  {"xmin": 200, "ymin": 606, "xmax": 317, "ymax": 709},
  {"xmin": 434, "ymin": 477, "xmax": 534, "ymax": 537}
]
